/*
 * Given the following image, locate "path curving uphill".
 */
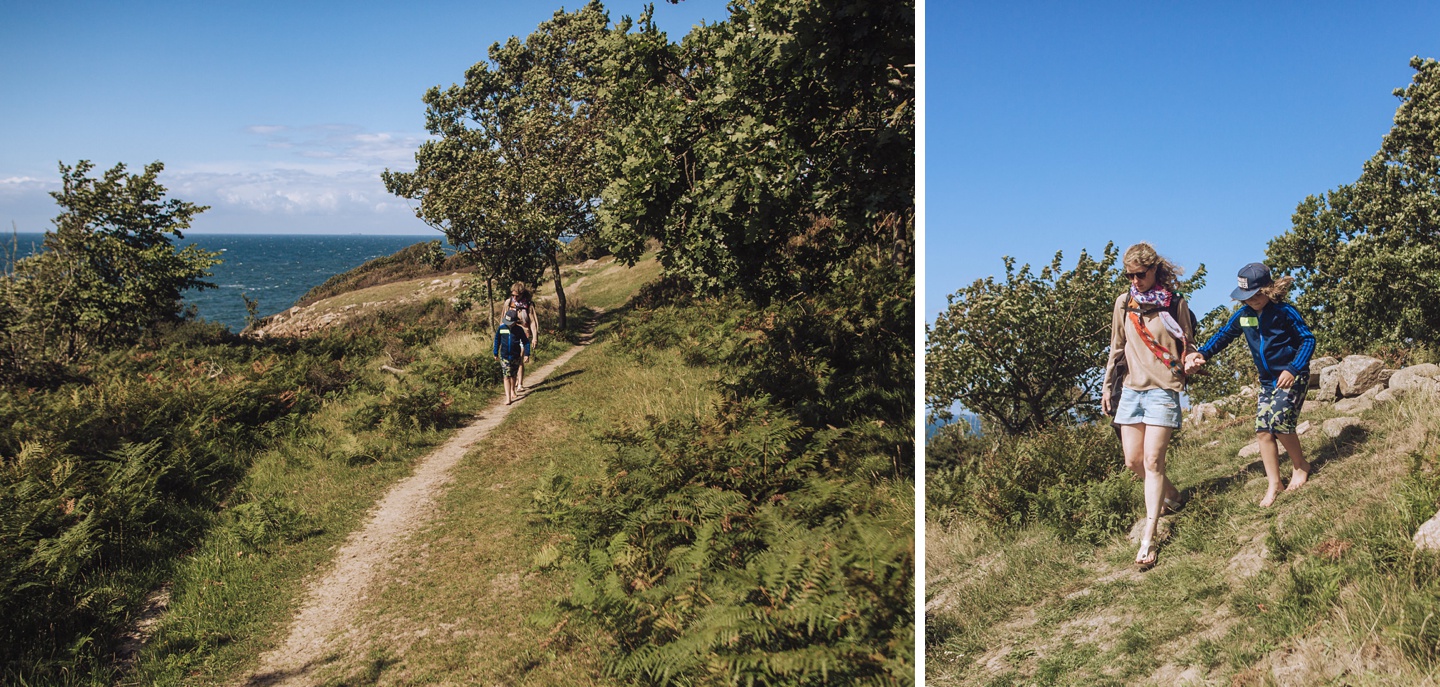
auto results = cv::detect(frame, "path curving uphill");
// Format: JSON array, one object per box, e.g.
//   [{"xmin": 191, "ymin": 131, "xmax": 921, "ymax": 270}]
[{"xmin": 240, "ymin": 317, "xmax": 599, "ymax": 687}]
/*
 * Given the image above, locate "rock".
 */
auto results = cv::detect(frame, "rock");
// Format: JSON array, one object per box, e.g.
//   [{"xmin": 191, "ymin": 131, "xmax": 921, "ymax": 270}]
[
  {"xmin": 1295, "ymin": 420, "xmax": 1312, "ymax": 436},
  {"xmin": 1379, "ymin": 368, "xmax": 1397, "ymax": 387},
  {"xmin": 1415, "ymin": 511, "xmax": 1440, "ymax": 551},
  {"xmin": 1308, "ymin": 356, "xmax": 1340, "ymax": 387},
  {"xmin": 1128, "ymin": 516, "xmax": 1172, "ymax": 543},
  {"xmin": 1376, "ymin": 387, "xmax": 1406, "ymax": 403},
  {"xmin": 1330, "ymin": 391, "xmax": 1376, "ymax": 411},
  {"xmin": 1389, "ymin": 363, "xmax": 1440, "ymax": 395},
  {"xmin": 1239, "ymin": 385, "xmax": 1258, "ymax": 399},
  {"xmin": 1240, "ymin": 441, "xmax": 1286, "ymax": 458},
  {"xmin": 1315, "ymin": 364, "xmax": 1343, "ymax": 402},
  {"xmin": 1337, "ymin": 355, "xmax": 1386, "ymax": 397},
  {"xmin": 1188, "ymin": 402, "xmax": 1219, "ymax": 426},
  {"xmin": 1322, "ymin": 416, "xmax": 1363, "ymax": 439}
]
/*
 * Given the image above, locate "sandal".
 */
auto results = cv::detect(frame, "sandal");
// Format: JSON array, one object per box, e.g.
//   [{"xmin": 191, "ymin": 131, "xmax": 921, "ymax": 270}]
[
  {"xmin": 1135, "ymin": 539, "xmax": 1158, "ymax": 571},
  {"xmin": 1163, "ymin": 496, "xmax": 1182, "ymax": 514}
]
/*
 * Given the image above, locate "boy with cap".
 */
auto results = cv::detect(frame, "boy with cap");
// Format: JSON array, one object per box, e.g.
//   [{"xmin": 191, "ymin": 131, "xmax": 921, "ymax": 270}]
[
  {"xmin": 492, "ymin": 309, "xmax": 531, "ymax": 405},
  {"xmin": 1185, "ymin": 263, "xmax": 1316, "ymax": 507}
]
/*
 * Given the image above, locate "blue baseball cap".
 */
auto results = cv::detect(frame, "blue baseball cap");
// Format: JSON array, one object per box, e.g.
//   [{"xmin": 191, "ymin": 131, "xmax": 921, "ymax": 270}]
[{"xmin": 1230, "ymin": 262, "xmax": 1273, "ymax": 301}]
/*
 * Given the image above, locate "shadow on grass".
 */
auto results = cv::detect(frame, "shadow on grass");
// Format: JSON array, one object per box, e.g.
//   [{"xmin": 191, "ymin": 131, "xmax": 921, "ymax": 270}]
[{"xmin": 1180, "ymin": 425, "xmax": 1370, "ymax": 502}]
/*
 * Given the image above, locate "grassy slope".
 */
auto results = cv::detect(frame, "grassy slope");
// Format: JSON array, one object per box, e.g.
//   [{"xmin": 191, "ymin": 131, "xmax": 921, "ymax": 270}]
[
  {"xmin": 928, "ymin": 392, "xmax": 1440, "ymax": 686},
  {"xmin": 311, "ymin": 312, "xmax": 717, "ymax": 685},
  {"xmin": 124, "ymin": 255, "xmax": 658, "ymax": 686}
]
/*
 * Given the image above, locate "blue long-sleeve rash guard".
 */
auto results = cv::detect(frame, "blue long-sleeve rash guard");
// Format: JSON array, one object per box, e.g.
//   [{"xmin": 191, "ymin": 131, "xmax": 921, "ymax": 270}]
[
  {"xmin": 492, "ymin": 323, "xmax": 531, "ymax": 360},
  {"xmin": 1197, "ymin": 302, "xmax": 1316, "ymax": 384}
]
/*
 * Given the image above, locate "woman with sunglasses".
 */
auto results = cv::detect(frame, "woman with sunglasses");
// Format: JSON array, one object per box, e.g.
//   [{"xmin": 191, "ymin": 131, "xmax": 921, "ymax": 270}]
[{"xmin": 1100, "ymin": 242, "xmax": 1197, "ymax": 570}]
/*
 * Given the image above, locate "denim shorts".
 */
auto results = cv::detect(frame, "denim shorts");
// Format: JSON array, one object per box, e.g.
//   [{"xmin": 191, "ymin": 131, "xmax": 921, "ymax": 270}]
[{"xmin": 1112, "ymin": 387, "xmax": 1182, "ymax": 428}]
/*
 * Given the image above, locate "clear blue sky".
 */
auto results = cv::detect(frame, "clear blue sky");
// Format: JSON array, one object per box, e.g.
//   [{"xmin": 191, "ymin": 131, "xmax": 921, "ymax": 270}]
[
  {"xmin": 926, "ymin": 1, "xmax": 1440, "ymax": 319},
  {"xmin": 0, "ymin": 0, "xmax": 729, "ymax": 235}
]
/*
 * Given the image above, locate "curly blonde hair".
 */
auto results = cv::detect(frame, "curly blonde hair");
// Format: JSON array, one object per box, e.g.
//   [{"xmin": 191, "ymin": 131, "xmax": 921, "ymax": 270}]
[
  {"xmin": 1258, "ymin": 275, "xmax": 1295, "ymax": 303},
  {"xmin": 1123, "ymin": 242, "xmax": 1185, "ymax": 293}
]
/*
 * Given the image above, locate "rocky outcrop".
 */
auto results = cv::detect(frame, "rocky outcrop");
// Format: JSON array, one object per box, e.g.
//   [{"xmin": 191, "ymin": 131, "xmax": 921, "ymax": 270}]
[
  {"xmin": 253, "ymin": 275, "xmax": 469, "ymax": 339},
  {"xmin": 1389, "ymin": 363, "xmax": 1440, "ymax": 395},
  {"xmin": 1321, "ymin": 416, "xmax": 1362, "ymax": 439},
  {"xmin": 1335, "ymin": 356, "xmax": 1386, "ymax": 397},
  {"xmin": 1415, "ymin": 512, "xmax": 1440, "ymax": 551}
]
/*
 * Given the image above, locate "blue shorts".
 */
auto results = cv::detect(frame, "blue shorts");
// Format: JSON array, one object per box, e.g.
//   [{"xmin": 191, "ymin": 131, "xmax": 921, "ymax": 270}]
[{"xmin": 1113, "ymin": 387, "xmax": 1182, "ymax": 429}]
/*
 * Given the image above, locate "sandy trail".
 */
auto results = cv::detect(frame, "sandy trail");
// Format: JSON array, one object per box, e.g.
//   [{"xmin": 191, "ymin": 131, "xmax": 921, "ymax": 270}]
[{"xmin": 241, "ymin": 322, "xmax": 595, "ymax": 686}]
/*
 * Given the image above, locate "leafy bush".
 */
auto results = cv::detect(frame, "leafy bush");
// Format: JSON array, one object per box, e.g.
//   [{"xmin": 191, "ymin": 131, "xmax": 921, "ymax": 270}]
[
  {"xmin": 0, "ymin": 329, "xmax": 367, "ymax": 677},
  {"xmin": 537, "ymin": 247, "xmax": 913, "ymax": 684},
  {"xmin": 926, "ymin": 422, "xmax": 1132, "ymax": 541},
  {"xmin": 538, "ymin": 398, "xmax": 911, "ymax": 686}
]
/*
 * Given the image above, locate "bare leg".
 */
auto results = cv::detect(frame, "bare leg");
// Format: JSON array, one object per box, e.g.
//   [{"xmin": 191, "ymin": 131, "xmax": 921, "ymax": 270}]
[
  {"xmin": 1256, "ymin": 432, "xmax": 1283, "ymax": 507},
  {"xmin": 1121, "ymin": 424, "xmax": 1180, "ymax": 507},
  {"xmin": 505, "ymin": 376, "xmax": 515, "ymax": 404},
  {"xmin": 516, "ymin": 360, "xmax": 526, "ymax": 391},
  {"xmin": 1278, "ymin": 432, "xmax": 1310, "ymax": 490},
  {"xmin": 1129, "ymin": 424, "xmax": 1174, "ymax": 567}
]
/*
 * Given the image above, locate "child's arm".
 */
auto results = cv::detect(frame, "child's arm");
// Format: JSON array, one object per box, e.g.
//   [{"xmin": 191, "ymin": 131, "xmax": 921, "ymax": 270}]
[
  {"xmin": 1177, "ymin": 298, "xmax": 1199, "ymax": 355},
  {"xmin": 1197, "ymin": 308, "xmax": 1244, "ymax": 360},
  {"xmin": 521, "ymin": 330, "xmax": 531, "ymax": 359},
  {"xmin": 492, "ymin": 329, "xmax": 501, "ymax": 358},
  {"xmin": 1281, "ymin": 303, "xmax": 1317, "ymax": 374}
]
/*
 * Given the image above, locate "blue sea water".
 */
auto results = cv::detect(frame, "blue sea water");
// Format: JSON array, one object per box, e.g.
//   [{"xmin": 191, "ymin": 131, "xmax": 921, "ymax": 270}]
[{"xmin": 4, "ymin": 232, "xmax": 437, "ymax": 331}]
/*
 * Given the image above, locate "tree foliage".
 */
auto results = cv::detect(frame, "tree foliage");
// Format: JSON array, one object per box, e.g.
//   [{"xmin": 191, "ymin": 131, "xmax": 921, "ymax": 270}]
[
  {"xmin": 384, "ymin": 3, "xmax": 612, "ymax": 330},
  {"xmin": 1268, "ymin": 57, "xmax": 1440, "ymax": 351},
  {"xmin": 0, "ymin": 161, "xmax": 217, "ymax": 377},
  {"xmin": 927, "ymin": 245, "xmax": 1206, "ymax": 435},
  {"xmin": 598, "ymin": 0, "xmax": 914, "ymax": 299},
  {"xmin": 927, "ymin": 246, "xmax": 1120, "ymax": 436}
]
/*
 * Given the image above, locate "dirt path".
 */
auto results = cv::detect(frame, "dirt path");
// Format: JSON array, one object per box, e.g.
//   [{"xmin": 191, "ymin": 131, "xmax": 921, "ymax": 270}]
[{"xmin": 240, "ymin": 319, "xmax": 598, "ymax": 686}]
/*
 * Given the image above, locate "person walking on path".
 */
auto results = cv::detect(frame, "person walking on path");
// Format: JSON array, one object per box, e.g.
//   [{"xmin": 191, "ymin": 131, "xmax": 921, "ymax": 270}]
[
  {"xmin": 504, "ymin": 282, "xmax": 538, "ymax": 392},
  {"xmin": 1101, "ymin": 242, "xmax": 1197, "ymax": 570},
  {"xmin": 1185, "ymin": 262, "xmax": 1315, "ymax": 508},
  {"xmin": 492, "ymin": 309, "xmax": 531, "ymax": 405}
]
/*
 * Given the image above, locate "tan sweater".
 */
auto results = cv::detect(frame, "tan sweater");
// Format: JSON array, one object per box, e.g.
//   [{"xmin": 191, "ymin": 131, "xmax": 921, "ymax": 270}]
[{"xmin": 1102, "ymin": 292, "xmax": 1197, "ymax": 395}]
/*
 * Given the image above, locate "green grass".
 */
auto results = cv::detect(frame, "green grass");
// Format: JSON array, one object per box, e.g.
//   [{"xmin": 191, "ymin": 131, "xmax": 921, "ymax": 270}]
[
  {"xmin": 117, "ymin": 254, "xmax": 661, "ymax": 685},
  {"xmin": 306, "ymin": 312, "xmax": 716, "ymax": 685},
  {"xmin": 927, "ymin": 391, "xmax": 1440, "ymax": 686}
]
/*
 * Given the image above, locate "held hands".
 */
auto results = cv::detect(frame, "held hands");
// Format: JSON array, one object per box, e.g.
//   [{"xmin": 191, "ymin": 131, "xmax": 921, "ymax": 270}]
[{"xmin": 1183, "ymin": 352, "xmax": 1206, "ymax": 375}]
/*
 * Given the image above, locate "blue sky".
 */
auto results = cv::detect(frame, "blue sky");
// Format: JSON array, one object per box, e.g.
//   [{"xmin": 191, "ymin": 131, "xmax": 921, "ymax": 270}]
[
  {"xmin": 926, "ymin": 1, "xmax": 1440, "ymax": 318},
  {"xmin": 0, "ymin": 0, "xmax": 729, "ymax": 235}
]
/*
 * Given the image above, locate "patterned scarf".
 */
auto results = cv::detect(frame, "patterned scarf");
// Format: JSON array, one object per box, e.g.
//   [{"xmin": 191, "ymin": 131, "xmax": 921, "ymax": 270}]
[{"xmin": 1129, "ymin": 285, "xmax": 1185, "ymax": 341}]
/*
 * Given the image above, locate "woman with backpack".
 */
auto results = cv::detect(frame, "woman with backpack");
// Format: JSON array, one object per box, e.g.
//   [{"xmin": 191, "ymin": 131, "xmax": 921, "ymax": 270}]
[
  {"xmin": 503, "ymin": 282, "xmax": 538, "ymax": 392},
  {"xmin": 1100, "ymin": 242, "xmax": 1197, "ymax": 570}
]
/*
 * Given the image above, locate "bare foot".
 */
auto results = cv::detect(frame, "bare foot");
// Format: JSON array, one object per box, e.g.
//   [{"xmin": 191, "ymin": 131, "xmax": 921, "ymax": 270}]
[
  {"xmin": 1286, "ymin": 468, "xmax": 1309, "ymax": 491},
  {"xmin": 1259, "ymin": 486, "xmax": 1279, "ymax": 508}
]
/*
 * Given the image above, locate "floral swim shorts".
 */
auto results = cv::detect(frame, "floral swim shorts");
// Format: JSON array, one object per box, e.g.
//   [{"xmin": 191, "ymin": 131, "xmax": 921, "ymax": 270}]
[{"xmin": 1255, "ymin": 371, "xmax": 1309, "ymax": 434}]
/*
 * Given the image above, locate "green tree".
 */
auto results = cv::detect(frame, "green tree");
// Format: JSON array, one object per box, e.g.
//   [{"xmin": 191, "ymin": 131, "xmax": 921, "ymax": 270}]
[
  {"xmin": 1267, "ymin": 57, "xmax": 1440, "ymax": 351},
  {"xmin": 927, "ymin": 246, "xmax": 1121, "ymax": 436},
  {"xmin": 384, "ymin": 3, "xmax": 612, "ymax": 331},
  {"xmin": 1, "ymin": 161, "xmax": 217, "ymax": 374},
  {"xmin": 597, "ymin": 0, "xmax": 914, "ymax": 299}
]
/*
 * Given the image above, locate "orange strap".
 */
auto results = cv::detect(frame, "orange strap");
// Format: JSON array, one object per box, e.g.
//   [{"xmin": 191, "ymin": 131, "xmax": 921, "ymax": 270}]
[{"xmin": 1128, "ymin": 305, "xmax": 1183, "ymax": 373}]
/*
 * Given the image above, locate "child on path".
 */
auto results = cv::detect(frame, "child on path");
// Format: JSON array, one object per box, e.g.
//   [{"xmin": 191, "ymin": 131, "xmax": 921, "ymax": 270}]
[
  {"xmin": 503, "ymin": 282, "xmax": 538, "ymax": 392},
  {"xmin": 1186, "ymin": 262, "xmax": 1316, "ymax": 507},
  {"xmin": 492, "ymin": 309, "xmax": 531, "ymax": 405}
]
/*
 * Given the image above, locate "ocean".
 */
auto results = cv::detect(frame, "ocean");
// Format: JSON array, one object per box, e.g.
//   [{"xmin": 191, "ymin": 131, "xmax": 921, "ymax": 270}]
[{"xmin": 3, "ymin": 233, "xmax": 437, "ymax": 331}]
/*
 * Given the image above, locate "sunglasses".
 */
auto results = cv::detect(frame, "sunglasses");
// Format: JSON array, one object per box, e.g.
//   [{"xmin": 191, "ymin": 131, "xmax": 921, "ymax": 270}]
[{"xmin": 1124, "ymin": 268, "xmax": 1152, "ymax": 281}]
